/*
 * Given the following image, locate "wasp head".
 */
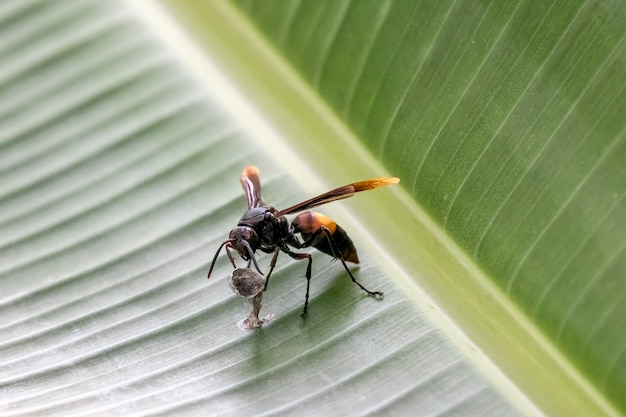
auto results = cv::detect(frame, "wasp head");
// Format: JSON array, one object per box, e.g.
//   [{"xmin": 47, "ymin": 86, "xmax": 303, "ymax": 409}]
[
  {"xmin": 207, "ymin": 226, "xmax": 263, "ymax": 280},
  {"xmin": 228, "ymin": 226, "xmax": 259, "ymax": 260}
]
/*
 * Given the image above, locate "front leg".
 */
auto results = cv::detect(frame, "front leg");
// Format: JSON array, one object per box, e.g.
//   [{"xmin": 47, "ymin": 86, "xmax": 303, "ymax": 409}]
[
  {"xmin": 242, "ymin": 247, "xmax": 281, "ymax": 293},
  {"xmin": 262, "ymin": 248, "xmax": 281, "ymax": 292}
]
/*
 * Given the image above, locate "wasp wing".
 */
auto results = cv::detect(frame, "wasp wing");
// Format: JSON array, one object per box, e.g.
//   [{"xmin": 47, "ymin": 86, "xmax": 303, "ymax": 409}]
[
  {"xmin": 240, "ymin": 165, "xmax": 264, "ymax": 209},
  {"xmin": 277, "ymin": 177, "xmax": 399, "ymax": 216}
]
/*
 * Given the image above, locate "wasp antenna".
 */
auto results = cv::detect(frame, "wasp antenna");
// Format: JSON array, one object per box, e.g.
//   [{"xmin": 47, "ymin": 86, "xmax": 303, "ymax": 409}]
[{"xmin": 208, "ymin": 239, "xmax": 235, "ymax": 279}]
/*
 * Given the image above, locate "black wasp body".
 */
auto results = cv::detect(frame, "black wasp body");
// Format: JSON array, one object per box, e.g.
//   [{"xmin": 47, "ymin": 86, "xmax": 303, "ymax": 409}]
[{"xmin": 208, "ymin": 166, "xmax": 399, "ymax": 316}]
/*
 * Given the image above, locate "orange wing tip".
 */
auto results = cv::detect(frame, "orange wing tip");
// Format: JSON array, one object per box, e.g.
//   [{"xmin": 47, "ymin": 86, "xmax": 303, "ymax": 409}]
[
  {"xmin": 242, "ymin": 165, "xmax": 260, "ymax": 176},
  {"xmin": 376, "ymin": 177, "xmax": 399, "ymax": 184},
  {"xmin": 352, "ymin": 177, "xmax": 400, "ymax": 191}
]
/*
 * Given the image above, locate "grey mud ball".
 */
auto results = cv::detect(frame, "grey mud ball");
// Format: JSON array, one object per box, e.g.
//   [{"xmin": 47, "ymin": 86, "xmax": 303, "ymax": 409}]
[{"xmin": 229, "ymin": 268, "xmax": 266, "ymax": 328}]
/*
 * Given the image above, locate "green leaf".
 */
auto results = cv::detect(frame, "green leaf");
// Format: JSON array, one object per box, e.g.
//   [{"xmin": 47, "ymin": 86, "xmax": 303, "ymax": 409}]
[{"xmin": 1, "ymin": 0, "xmax": 624, "ymax": 416}]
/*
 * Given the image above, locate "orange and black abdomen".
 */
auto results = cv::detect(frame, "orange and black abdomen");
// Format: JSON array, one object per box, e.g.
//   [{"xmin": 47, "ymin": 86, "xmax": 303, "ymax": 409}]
[{"xmin": 291, "ymin": 211, "xmax": 359, "ymax": 264}]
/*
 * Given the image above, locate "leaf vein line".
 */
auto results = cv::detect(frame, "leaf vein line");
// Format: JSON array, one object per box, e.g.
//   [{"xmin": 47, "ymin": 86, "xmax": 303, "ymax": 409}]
[
  {"xmin": 507, "ymin": 118, "xmax": 626, "ymax": 293},
  {"xmin": 380, "ymin": 0, "xmax": 457, "ymax": 158},
  {"xmin": 555, "ymin": 233, "xmax": 626, "ymax": 344},
  {"xmin": 442, "ymin": 1, "xmax": 562, "ymax": 228},
  {"xmin": 532, "ymin": 190, "xmax": 626, "ymax": 319},
  {"xmin": 410, "ymin": 0, "xmax": 524, "ymax": 194},
  {"xmin": 474, "ymin": 13, "xmax": 623, "ymax": 264},
  {"xmin": 343, "ymin": 0, "xmax": 393, "ymax": 121}
]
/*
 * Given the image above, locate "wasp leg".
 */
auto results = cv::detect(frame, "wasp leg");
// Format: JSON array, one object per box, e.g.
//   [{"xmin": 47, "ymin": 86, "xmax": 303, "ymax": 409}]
[
  {"xmin": 246, "ymin": 245, "xmax": 278, "ymax": 272},
  {"xmin": 301, "ymin": 227, "xmax": 384, "ymax": 299},
  {"xmin": 262, "ymin": 248, "xmax": 281, "ymax": 292},
  {"xmin": 278, "ymin": 248, "xmax": 314, "ymax": 317}
]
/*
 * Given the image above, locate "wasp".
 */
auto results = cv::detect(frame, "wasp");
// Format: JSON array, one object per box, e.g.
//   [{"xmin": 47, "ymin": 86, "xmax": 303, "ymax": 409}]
[{"xmin": 208, "ymin": 166, "xmax": 399, "ymax": 316}]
